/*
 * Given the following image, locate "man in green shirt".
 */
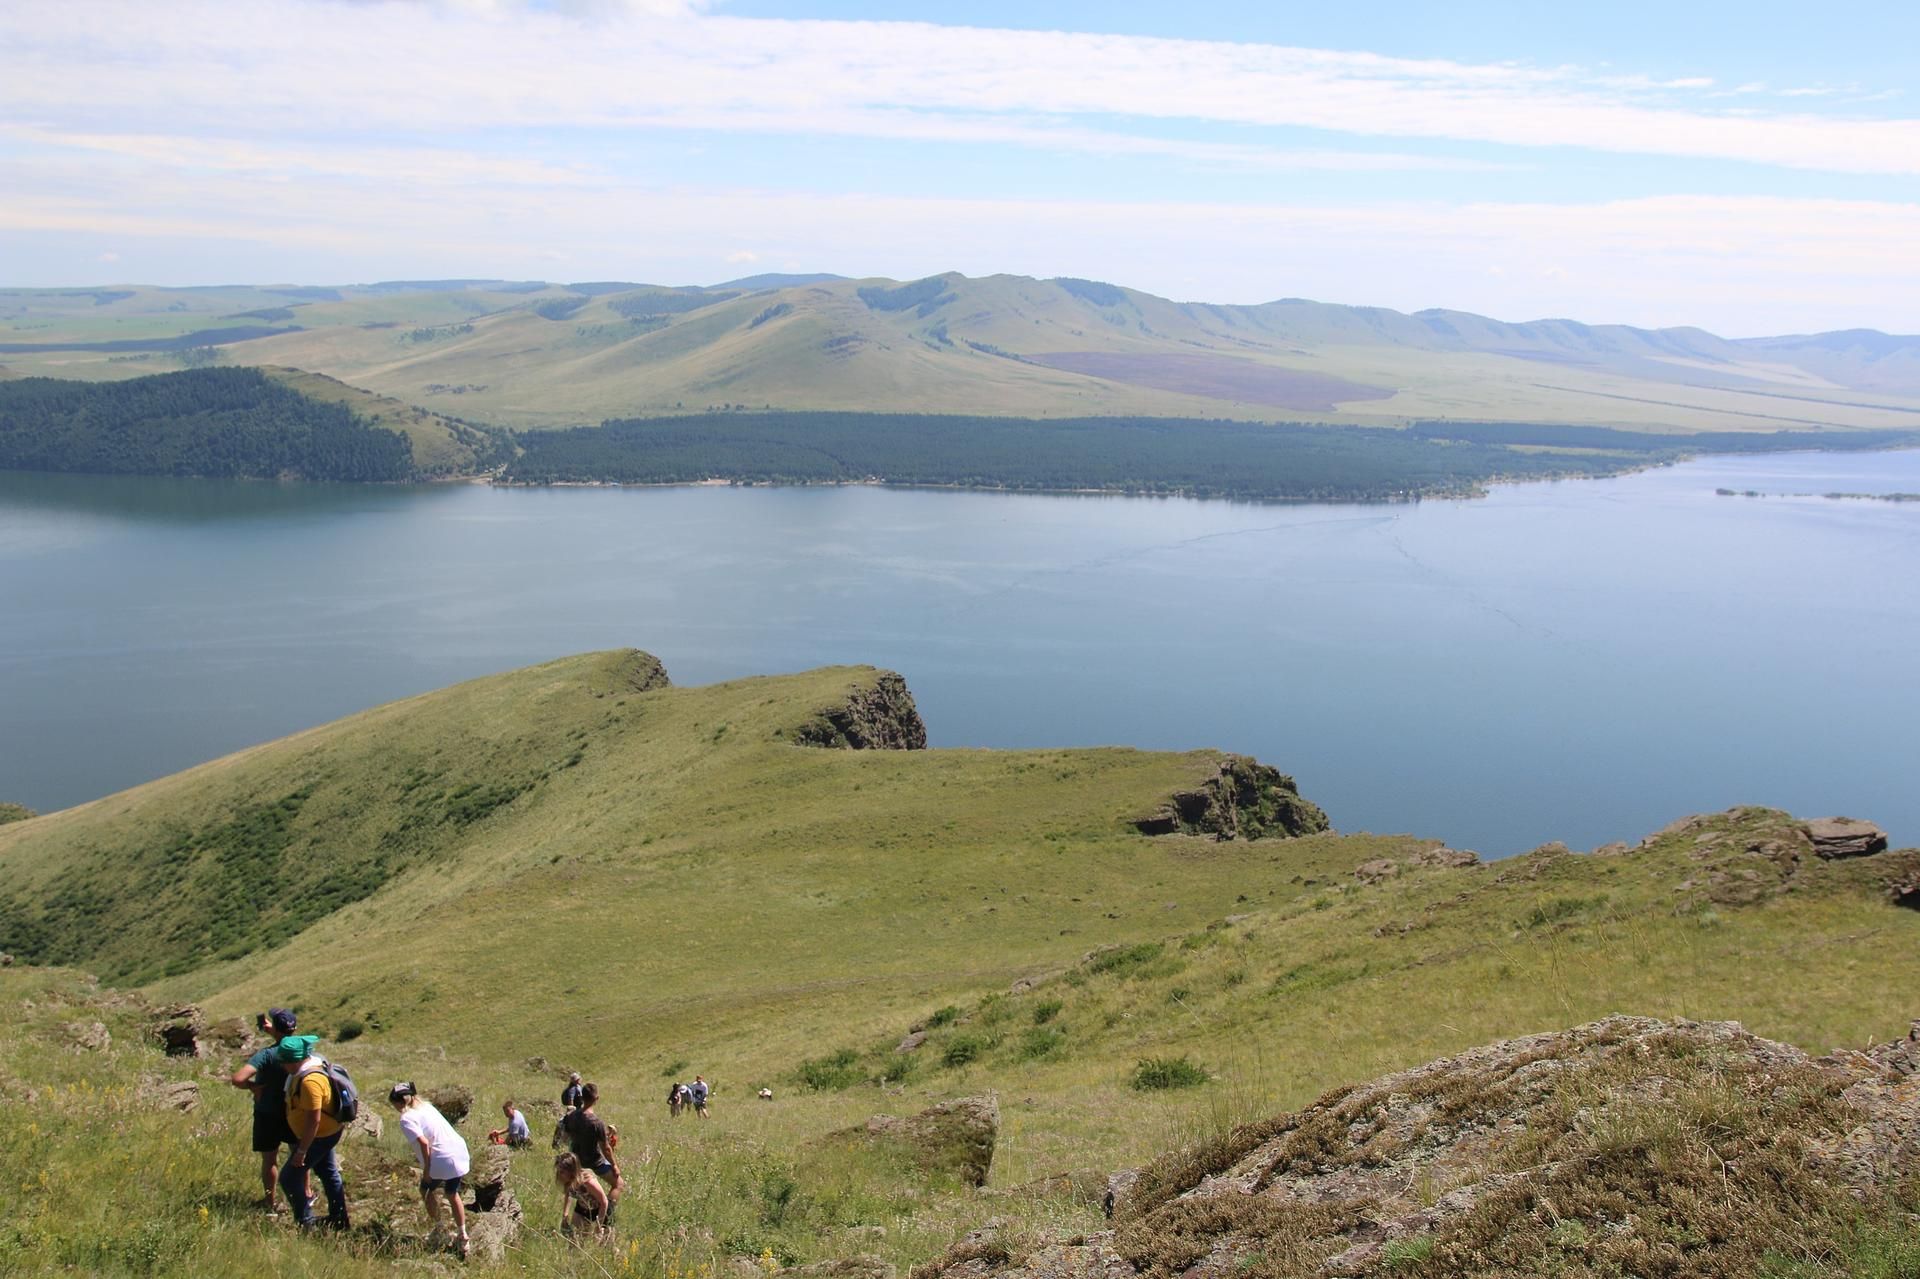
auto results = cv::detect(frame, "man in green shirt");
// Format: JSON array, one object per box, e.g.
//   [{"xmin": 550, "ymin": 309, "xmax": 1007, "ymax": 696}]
[{"xmin": 227, "ymin": 1009, "xmax": 297, "ymax": 1213}]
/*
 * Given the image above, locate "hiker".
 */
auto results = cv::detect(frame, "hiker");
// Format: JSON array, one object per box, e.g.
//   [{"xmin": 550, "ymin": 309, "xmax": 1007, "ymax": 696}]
[
  {"xmin": 490, "ymin": 1099, "xmax": 532, "ymax": 1148},
  {"xmin": 554, "ymin": 1152, "xmax": 611, "ymax": 1239},
  {"xmin": 278, "ymin": 1034, "xmax": 350, "ymax": 1230},
  {"xmin": 666, "ymin": 1081, "xmax": 683, "ymax": 1118},
  {"xmin": 390, "ymin": 1082, "xmax": 472, "ymax": 1258},
  {"xmin": 557, "ymin": 1082, "xmax": 621, "ymax": 1222},
  {"xmin": 561, "ymin": 1072, "xmax": 585, "ymax": 1110},
  {"xmin": 227, "ymin": 1008, "xmax": 298, "ymax": 1213},
  {"xmin": 691, "ymin": 1075, "xmax": 710, "ymax": 1118}
]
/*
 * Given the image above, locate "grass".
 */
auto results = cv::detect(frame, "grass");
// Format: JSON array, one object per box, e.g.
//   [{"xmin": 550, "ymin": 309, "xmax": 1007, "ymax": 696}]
[{"xmin": 2, "ymin": 657, "xmax": 1919, "ymax": 1275}]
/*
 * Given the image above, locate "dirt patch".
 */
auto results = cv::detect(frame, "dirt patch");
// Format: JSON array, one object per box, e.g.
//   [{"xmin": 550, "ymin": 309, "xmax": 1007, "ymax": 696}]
[{"xmin": 1027, "ymin": 353, "xmax": 1392, "ymax": 411}]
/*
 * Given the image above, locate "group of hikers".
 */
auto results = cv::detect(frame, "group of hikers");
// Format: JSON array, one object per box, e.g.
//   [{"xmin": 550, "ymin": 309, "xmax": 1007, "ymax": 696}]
[{"xmin": 229, "ymin": 1010, "xmax": 716, "ymax": 1254}]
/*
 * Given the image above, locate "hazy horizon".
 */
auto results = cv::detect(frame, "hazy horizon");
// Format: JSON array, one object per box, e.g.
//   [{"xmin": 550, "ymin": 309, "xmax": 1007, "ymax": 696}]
[{"xmin": 3, "ymin": 1, "xmax": 1917, "ymax": 337}]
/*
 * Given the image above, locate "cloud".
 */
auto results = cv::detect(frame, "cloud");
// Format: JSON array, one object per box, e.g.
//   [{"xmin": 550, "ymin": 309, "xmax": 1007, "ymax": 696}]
[
  {"xmin": 726, "ymin": 249, "xmax": 759, "ymax": 264},
  {"xmin": 96, "ymin": 250, "xmax": 120, "ymax": 262},
  {"xmin": 0, "ymin": 2, "xmax": 1914, "ymax": 175}
]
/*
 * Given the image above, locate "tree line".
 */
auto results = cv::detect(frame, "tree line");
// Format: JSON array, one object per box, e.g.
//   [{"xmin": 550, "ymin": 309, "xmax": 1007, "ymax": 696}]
[
  {"xmin": 0, "ymin": 368, "xmax": 414, "ymax": 481},
  {"xmin": 503, "ymin": 412, "xmax": 1639, "ymax": 501}
]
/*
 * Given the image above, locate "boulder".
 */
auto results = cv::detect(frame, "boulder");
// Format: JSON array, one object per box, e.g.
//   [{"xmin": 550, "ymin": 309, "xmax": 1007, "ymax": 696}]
[
  {"xmin": 462, "ymin": 1187, "xmax": 522, "ymax": 1264},
  {"xmin": 1353, "ymin": 859, "xmax": 1399, "ymax": 885},
  {"xmin": 64, "ymin": 1020, "xmax": 110, "ymax": 1052},
  {"xmin": 344, "ymin": 1109, "xmax": 384, "ymax": 1141},
  {"xmin": 153, "ymin": 1005, "xmax": 206, "ymax": 1058},
  {"xmin": 838, "ymin": 1095, "xmax": 999, "ymax": 1187},
  {"xmin": 469, "ymin": 1144, "xmax": 512, "ymax": 1210},
  {"xmin": 426, "ymin": 1083, "xmax": 474, "ymax": 1124},
  {"xmin": 205, "ymin": 1016, "xmax": 252, "ymax": 1052},
  {"xmin": 1804, "ymin": 817, "xmax": 1889, "ymax": 860},
  {"xmin": 896, "ymin": 1030, "xmax": 928, "ymax": 1054},
  {"xmin": 139, "ymin": 1077, "xmax": 200, "ymax": 1113},
  {"xmin": 1407, "ymin": 845, "xmax": 1480, "ymax": 869}
]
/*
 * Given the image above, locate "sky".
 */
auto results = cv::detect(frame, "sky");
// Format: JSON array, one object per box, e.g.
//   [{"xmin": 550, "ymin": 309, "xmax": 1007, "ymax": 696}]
[{"xmin": 2, "ymin": 0, "xmax": 1917, "ymax": 335}]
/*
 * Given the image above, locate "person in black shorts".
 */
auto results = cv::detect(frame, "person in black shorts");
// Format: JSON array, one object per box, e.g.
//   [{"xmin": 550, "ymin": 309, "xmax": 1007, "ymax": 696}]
[
  {"xmin": 228, "ymin": 1009, "xmax": 298, "ymax": 1213},
  {"xmin": 558, "ymin": 1082, "xmax": 622, "ymax": 1224}
]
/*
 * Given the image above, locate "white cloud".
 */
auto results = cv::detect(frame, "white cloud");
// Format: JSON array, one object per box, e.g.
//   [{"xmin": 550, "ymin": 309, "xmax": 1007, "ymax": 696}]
[
  {"xmin": 96, "ymin": 250, "xmax": 120, "ymax": 263},
  {"xmin": 0, "ymin": 2, "xmax": 1914, "ymax": 175},
  {"xmin": 726, "ymin": 249, "xmax": 759, "ymax": 264}
]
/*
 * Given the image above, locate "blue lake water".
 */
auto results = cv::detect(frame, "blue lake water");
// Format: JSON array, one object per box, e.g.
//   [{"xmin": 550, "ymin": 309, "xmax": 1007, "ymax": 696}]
[{"xmin": 3, "ymin": 451, "xmax": 1917, "ymax": 856}]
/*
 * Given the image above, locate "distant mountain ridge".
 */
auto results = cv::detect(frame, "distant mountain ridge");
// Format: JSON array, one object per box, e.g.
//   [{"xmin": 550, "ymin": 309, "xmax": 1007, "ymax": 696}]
[{"xmin": 2, "ymin": 273, "xmax": 1915, "ymax": 432}]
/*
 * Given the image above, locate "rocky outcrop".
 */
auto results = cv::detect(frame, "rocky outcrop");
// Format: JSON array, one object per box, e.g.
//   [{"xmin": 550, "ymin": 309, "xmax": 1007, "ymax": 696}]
[
  {"xmin": 1804, "ymin": 816, "xmax": 1889, "ymax": 859},
  {"xmin": 836, "ymin": 1095, "xmax": 999, "ymax": 1187},
  {"xmin": 152, "ymin": 1005, "xmax": 207, "ymax": 1058},
  {"xmin": 1134, "ymin": 756, "xmax": 1328, "ymax": 841},
  {"xmin": 606, "ymin": 648, "xmax": 672, "ymax": 694},
  {"xmin": 791, "ymin": 672, "xmax": 928, "ymax": 750},
  {"xmin": 918, "ymin": 1016, "xmax": 1920, "ymax": 1279},
  {"xmin": 63, "ymin": 1020, "xmax": 110, "ymax": 1052},
  {"xmin": 427, "ymin": 1083, "xmax": 474, "ymax": 1124}
]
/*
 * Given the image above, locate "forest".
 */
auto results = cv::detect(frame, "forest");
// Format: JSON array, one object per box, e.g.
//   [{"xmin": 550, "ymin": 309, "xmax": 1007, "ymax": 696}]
[
  {"xmin": 503, "ymin": 411, "xmax": 1639, "ymax": 500},
  {"xmin": 0, "ymin": 368, "xmax": 414, "ymax": 481},
  {"xmin": 1410, "ymin": 420, "xmax": 1920, "ymax": 453}
]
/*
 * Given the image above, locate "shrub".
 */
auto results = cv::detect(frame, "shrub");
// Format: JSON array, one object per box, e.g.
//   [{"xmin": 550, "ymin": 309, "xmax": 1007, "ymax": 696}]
[
  {"xmin": 796, "ymin": 1048, "xmax": 864, "ymax": 1091},
  {"xmin": 942, "ymin": 1035, "xmax": 987, "ymax": 1068},
  {"xmin": 662, "ymin": 1058, "xmax": 690, "ymax": 1078},
  {"xmin": 1085, "ymin": 942, "xmax": 1165, "ymax": 978},
  {"xmin": 336, "ymin": 1019, "xmax": 365, "ymax": 1042},
  {"xmin": 1130, "ymin": 1055, "xmax": 1209, "ymax": 1091},
  {"xmin": 927, "ymin": 1005, "xmax": 961, "ymax": 1028},
  {"xmin": 1016, "ymin": 1028, "xmax": 1065, "ymax": 1061},
  {"xmin": 1032, "ymin": 999, "xmax": 1063, "ymax": 1025}
]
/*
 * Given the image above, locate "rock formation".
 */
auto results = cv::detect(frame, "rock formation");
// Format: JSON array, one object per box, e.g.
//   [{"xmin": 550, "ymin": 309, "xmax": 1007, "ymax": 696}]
[
  {"xmin": 1134, "ymin": 756, "xmax": 1328, "ymax": 841},
  {"xmin": 792, "ymin": 672, "xmax": 928, "ymax": 750},
  {"xmin": 152, "ymin": 1005, "xmax": 206, "ymax": 1058},
  {"xmin": 836, "ymin": 1095, "xmax": 1000, "ymax": 1187},
  {"xmin": 426, "ymin": 1083, "xmax": 474, "ymax": 1124},
  {"xmin": 917, "ymin": 1016, "xmax": 1920, "ymax": 1279},
  {"xmin": 1803, "ymin": 816, "xmax": 1890, "ymax": 859}
]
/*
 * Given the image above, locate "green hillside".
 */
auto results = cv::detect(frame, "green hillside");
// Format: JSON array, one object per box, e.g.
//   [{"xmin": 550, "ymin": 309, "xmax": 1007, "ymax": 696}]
[
  {"xmin": 2, "ymin": 655, "xmax": 1917, "ymax": 1277},
  {"xmin": 4, "ymin": 275, "xmax": 1916, "ymax": 432}
]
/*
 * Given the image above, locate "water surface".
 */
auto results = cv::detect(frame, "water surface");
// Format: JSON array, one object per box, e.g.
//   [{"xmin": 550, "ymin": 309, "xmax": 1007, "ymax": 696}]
[{"xmin": 3, "ymin": 451, "xmax": 1916, "ymax": 855}]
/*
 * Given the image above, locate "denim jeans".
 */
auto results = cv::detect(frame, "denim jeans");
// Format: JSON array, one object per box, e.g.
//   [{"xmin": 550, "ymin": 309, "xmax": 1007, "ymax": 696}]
[{"xmin": 283, "ymin": 1130, "xmax": 347, "ymax": 1225}]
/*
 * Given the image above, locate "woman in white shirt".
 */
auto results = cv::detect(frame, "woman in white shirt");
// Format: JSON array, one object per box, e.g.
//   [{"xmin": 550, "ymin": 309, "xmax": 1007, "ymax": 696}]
[{"xmin": 388, "ymin": 1081, "xmax": 473, "ymax": 1258}]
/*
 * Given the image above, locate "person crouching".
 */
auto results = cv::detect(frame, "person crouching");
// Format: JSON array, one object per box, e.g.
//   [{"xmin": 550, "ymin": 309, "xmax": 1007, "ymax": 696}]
[
  {"xmin": 554, "ymin": 1152, "xmax": 611, "ymax": 1239},
  {"xmin": 389, "ymin": 1081, "xmax": 473, "ymax": 1258}
]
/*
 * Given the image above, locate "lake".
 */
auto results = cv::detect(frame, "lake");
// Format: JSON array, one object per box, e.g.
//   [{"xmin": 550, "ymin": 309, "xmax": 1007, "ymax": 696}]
[{"xmin": 3, "ymin": 451, "xmax": 1917, "ymax": 856}]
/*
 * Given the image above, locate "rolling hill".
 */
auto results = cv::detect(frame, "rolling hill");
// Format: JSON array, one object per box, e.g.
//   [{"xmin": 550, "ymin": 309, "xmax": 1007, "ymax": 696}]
[
  {"xmin": 3, "ymin": 275, "xmax": 1917, "ymax": 433},
  {"xmin": 2, "ymin": 653, "xmax": 1918, "ymax": 1276}
]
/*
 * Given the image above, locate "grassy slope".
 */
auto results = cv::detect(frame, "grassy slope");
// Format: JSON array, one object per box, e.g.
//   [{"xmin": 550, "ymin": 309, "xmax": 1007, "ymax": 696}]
[
  {"xmin": 0, "ymin": 651, "xmax": 1368, "ymax": 1071},
  {"xmin": 5, "ymin": 277, "xmax": 1916, "ymax": 432},
  {"xmin": 1, "ymin": 655, "xmax": 1917, "ymax": 1277},
  {"xmin": 257, "ymin": 366, "xmax": 493, "ymax": 475}
]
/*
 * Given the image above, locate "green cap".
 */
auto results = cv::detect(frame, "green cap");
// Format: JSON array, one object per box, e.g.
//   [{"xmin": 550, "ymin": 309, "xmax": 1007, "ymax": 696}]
[{"xmin": 275, "ymin": 1034, "xmax": 322, "ymax": 1063}]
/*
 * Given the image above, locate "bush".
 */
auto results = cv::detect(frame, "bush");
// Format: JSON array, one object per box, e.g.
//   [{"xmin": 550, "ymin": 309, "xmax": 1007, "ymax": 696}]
[
  {"xmin": 1016, "ymin": 1028, "xmax": 1065, "ymax": 1061},
  {"xmin": 796, "ymin": 1048, "xmax": 864, "ymax": 1091},
  {"xmin": 1085, "ymin": 942, "xmax": 1164, "ymax": 978},
  {"xmin": 1032, "ymin": 999, "xmax": 1063, "ymax": 1025},
  {"xmin": 927, "ymin": 1005, "xmax": 962, "ymax": 1028},
  {"xmin": 1130, "ymin": 1055, "xmax": 1209, "ymax": 1091},
  {"xmin": 336, "ymin": 1019, "xmax": 365, "ymax": 1042},
  {"xmin": 942, "ymin": 1035, "xmax": 987, "ymax": 1068}
]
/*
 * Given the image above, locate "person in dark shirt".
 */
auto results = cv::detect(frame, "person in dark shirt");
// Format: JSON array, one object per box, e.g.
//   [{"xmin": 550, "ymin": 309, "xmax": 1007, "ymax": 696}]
[
  {"xmin": 561, "ymin": 1072, "xmax": 585, "ymax": 1110},
  {"xmin": 228, "ymin": 1008, "xmax": 298, "ymax": 1213},
  {"xmin": 557, "ymin": 1082, "xmax": 622, "ymax": 1225}
]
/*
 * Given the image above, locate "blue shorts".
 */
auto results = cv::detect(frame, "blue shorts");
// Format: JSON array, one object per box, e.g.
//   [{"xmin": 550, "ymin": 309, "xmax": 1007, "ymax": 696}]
[{"xmin": 420, "ymin": 1175, "xmax": 465, "ymax": 1197}]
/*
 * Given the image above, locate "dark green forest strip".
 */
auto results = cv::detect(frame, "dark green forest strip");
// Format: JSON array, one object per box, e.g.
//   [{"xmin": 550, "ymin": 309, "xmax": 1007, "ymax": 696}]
[
  {"xmin": 503, "ymin": 412, "xmax": 1641, "ymax": 500},
  {"xmin": 1411, "ymin": 420, "xmax": 1920, "ymax": 453},
  {"xmin": 0, "ymin": 368, "xmax": 413, "ymax": 480}
]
